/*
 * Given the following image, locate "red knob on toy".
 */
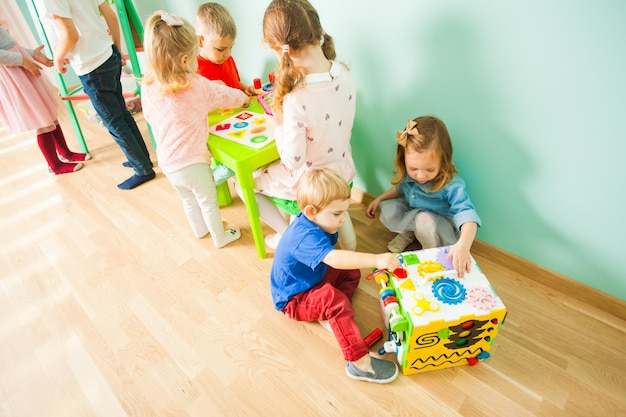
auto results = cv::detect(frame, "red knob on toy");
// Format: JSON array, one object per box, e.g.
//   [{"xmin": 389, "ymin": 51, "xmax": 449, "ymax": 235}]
[
  {"xmin": 364, "ymin": 328, "xmax": 383, "ymax": 348},
  {"xmin": 268, "ymin": 72, "xmax": 275, "ymax": 83},
  {"xmin": 253, "ymin": 78, "xmax": 262, "ymax": 89},
  {"xmin": 383, "ymin": 296, "xmax": 397, "ymax": 306},
  {"xmin": 393, "ymin": 268, "xmax": 407, "ymax": 278}
]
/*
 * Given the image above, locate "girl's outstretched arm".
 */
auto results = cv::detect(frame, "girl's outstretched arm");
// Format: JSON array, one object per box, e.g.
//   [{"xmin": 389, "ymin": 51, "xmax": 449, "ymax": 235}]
[
  {"xmin": 366, "ymin": 186, "xmax": 401, "ymax": 218},
  {"xmin": 447, "ymin": 221, "xmax": 477, "ymax": 278}
]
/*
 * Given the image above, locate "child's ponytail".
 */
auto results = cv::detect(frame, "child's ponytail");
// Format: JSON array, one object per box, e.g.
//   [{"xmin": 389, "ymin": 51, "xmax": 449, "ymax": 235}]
[
  {"xmin": 320, "ymin": 32, "xmax": 336, "ymax": 61},
  {"xmin": 272, "ymin": 45, "xmax": 304, "ymax": 118}
]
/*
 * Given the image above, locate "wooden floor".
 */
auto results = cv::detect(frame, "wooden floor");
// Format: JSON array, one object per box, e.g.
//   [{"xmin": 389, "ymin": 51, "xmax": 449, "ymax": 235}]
[{"xmin": 1, "ymin": 112, "xmax": 625, "ymax": 417}]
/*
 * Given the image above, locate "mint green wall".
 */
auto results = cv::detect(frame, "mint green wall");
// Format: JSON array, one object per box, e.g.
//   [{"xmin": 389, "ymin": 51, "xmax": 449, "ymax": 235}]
[
  {"xmin": 213, "ymin": 0, "xmax": 626, "ymax": 301},
  {"xmin": 23, "ymin": 1, "xmax": 626, "ymax": 301},
  {"xmin": 230, "ymin": 0, "xmax": 626, "ymax": 301}
]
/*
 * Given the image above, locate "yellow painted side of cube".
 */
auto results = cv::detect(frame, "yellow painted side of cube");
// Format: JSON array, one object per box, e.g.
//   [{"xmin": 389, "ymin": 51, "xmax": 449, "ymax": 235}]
[{"xmin": 399, "ymin": 310, "xmax": 506, "ymax": 375}]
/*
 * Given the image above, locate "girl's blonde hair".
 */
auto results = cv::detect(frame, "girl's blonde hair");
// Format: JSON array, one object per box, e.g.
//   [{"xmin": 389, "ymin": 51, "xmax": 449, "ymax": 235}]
[
  {"xmin": 196, "ymin": 2, "xmax": 236, "ymax": 40},
  {"xmin": 297, "ymin": 168, "xmax": 351, "ymax": 212},
  {"xmin": 263, "ymin": 0, "xmax": 336, "ymax": 118},
  {"xmin": 392, "ymin": 116, "xmax": 458, "ymax": 193},
  {"xmin": 143, "ymin": 12, "xmax": 198, "ymax": 94}
]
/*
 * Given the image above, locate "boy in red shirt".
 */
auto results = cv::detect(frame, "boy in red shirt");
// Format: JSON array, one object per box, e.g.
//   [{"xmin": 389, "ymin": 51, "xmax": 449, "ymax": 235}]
[{"xmin": 195, "ymin": 3, "xmax": 256, "ymax": 95}]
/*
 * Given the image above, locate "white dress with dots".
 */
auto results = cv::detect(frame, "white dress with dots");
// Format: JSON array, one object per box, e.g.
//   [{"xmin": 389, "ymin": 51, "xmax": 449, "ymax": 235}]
[{"xmin": 253, "ymin": 60, "xmax": 356, "ymax": 201}]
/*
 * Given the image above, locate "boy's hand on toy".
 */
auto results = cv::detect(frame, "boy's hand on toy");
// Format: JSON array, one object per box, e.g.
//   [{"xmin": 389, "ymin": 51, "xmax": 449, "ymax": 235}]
[{"xmin": 376, "ymin": 252, "xmax": 402, "ymax": 271}]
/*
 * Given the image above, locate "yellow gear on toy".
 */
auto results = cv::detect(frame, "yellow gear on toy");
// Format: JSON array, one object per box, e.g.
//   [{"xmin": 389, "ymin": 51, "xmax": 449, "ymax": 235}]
[{"xmin": 417, "ymin": 261, "xmax": 445, "ymax": 281}]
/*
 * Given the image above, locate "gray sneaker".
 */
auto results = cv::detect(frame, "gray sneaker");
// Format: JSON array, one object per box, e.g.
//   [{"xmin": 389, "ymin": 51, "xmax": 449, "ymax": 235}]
[{"xmin": 346, "ymin": 357, "xmax": 399, "ymax": 384}]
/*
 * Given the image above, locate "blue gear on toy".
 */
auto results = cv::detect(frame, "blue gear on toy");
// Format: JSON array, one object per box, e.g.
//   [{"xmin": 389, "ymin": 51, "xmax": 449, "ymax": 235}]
[{"xmin": 431, "ymin": 277, "xmax": 466, "ymax": 304}]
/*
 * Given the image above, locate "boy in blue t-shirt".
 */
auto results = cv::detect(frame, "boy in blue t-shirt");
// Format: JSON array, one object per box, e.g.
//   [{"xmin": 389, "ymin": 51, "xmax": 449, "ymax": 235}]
[{"xmin": 270, "ymin": 168, "xmax": 401, "ymax": 384}]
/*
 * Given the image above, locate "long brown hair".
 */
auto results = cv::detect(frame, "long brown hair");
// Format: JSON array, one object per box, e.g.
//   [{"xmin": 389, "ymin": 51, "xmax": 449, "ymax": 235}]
[
  {"xmin": 262, "ymin": 0, "xmax": 336, "ymax": 118},
  {"xmin": 392, "ymin": 116, "xmax": 457, "ymax": 193}
]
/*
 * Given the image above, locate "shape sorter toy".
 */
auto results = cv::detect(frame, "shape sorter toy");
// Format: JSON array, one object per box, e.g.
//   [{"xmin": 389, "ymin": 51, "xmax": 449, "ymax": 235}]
[
  {"xmin": 210, "ymin": 109, "xmax": 275, "ymax": 149},
  {"xmin": 372, "ymin": 246, "xmax": 506, "ymax": 376}
]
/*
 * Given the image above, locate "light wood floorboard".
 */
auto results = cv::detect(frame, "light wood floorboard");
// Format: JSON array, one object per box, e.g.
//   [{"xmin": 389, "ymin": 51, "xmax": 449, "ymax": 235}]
[{"xmin": 1, "ymin": 112, "xmax": 625, "ymax": 417}]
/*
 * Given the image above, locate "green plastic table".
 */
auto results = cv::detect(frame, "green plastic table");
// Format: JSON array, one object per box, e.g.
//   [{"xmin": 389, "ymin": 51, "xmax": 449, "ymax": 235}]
[{"xmin": 208, "ymin": 97, "xmax": 279, "ymax": 258}]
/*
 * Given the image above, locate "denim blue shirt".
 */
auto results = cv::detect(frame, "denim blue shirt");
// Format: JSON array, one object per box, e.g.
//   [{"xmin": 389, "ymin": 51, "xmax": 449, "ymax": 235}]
[
  {"xmin": 397, "ymin": 174, "xmax": 482, "ymax": 230},
  {"xmin": 270, "ymin": 214, "xmax": 338, "ymax": 311}
]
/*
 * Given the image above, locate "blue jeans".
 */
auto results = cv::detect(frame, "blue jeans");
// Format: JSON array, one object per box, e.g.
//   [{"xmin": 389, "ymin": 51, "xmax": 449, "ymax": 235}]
[{"xmin": 78, "ymin": 45, "xmax": 153, "ymax": 176}]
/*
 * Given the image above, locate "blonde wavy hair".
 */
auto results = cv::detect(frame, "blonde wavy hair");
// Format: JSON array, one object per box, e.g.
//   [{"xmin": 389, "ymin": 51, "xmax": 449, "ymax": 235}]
[
  {"xmin": 297, "ymin": 168, "xmax": 351, "ymax": 212},
  {"xmin": 143, "ymin": 12, "xmax": 198, "ymax": 94},
  {"xmin": 263, "ymin": 0, "xmax": 336, "ymax": 118},
  {"xmin": 392, "ymin": 116, "xmax": 458, "ymax": 193}
]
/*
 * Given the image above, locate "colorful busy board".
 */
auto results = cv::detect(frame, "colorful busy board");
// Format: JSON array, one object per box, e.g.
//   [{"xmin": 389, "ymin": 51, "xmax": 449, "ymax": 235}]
[{"xmin": 373, "ymin": 246, "xmax": 507, "ymax": 375}]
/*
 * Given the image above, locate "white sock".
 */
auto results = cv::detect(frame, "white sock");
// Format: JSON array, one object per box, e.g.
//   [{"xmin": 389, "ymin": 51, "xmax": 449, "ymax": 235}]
[{"xmin": 214, "ymin": 227, "xmax": 241, "ymax": 248}]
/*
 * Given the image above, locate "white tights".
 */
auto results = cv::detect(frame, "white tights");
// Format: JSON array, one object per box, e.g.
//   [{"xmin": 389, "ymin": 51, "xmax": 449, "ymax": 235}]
[{"xmin": 168, "ymin": 164, "xmax": 240, "ymax": 248}]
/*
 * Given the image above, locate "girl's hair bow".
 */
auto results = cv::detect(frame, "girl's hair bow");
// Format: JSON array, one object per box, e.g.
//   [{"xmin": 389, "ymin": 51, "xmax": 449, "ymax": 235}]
[
  {"xmin": 155, "ymin": 10, "xmax": 183, "ymax": 27},
  {"xmin": 397, "ymin": 119, "xmax": 419, "ymax": 147}
]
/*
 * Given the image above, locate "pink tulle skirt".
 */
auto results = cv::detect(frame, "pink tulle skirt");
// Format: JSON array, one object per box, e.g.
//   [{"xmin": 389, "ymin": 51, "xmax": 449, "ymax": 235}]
[{"xmin": 0, "ymin": 44, "xmax": 59, "ymax": 133}]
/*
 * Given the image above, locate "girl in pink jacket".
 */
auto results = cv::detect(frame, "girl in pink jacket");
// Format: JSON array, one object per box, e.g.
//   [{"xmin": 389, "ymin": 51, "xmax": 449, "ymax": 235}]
[{"xmin": 142, "ymin": 11, "xmax": 249, "ymax": 248}]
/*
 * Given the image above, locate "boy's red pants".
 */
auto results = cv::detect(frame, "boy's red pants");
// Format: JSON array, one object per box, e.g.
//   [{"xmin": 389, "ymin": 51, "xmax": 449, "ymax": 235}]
[{"xmin": 281, "ymin": 266, "xmax": 369, "ymax": 362}]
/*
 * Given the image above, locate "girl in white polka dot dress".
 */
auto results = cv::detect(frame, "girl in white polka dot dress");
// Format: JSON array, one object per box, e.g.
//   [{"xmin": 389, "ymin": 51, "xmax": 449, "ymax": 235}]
[{"xmin": 249, "ymin": 0, "xmax": 357, "ymax": 251}]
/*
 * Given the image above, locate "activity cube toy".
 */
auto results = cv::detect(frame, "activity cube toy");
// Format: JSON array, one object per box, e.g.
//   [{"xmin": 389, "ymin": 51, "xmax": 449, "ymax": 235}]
[{"xmin": 374, "ymin": 246, "xmax": 506, "ymax": 375}]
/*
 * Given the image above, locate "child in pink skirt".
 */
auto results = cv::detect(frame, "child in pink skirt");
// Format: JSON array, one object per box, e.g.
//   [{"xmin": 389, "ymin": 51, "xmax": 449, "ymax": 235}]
[{"xmin": 0, "ymin": 22, "xmax": 89, "ymax": 174}]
